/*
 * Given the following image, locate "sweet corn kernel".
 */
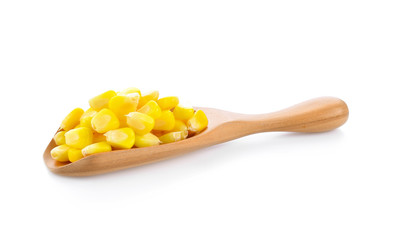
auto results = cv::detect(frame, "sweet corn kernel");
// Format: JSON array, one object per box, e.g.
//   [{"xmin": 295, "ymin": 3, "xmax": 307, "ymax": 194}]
[
  {"xmin": 172, "ymin": 120, "xmax": 188, "ymax": 132},
  {"xmin": 126, "ymin": 112, "xmax": 154, "ymax": 135},
  {"xmin": 173, "ymin": 104, "xmax": 194, "ymax": 122},
  {"xmin": 105, "ymin": 128, "xmax": 135, "ymax": 149},
  {"xmin": 137, "ymin": 100, "xmax": 162, "ymax": 119},
  {"xmin": 82, "ymin": 142, "xmax": 112, "ymax": 157},
  {"xmin": 180, "ymin": 130, "xmax": 188, "ymax": 139},
  {"xmin": 108, "ymin": 93, "xmax": 140, "ymax": 117},
  {"xmin": 93, "ymin": 132, "xmax": 107, "ymax": 143},
  {"xmin": 157, "ymin": 96, "xmax": 179, "ymax": 110},
  {"xmin": 65, "ymin": 127, "xmax": 93, "ymax": 149},
  {"xmin": 54, "ymin": 131, "xmax": 66, "ymax": 145},
  {"xmin": 89, "ymin": 90, "xmax": 116, "ymax": 111},
  {"xmin": 138, "ymin": 90, "xmax": 159, "ymax": 108},
  {"xmin": 91, "ymin": 108, "xmax": 120, "ymax": 133},
  {"xmin": 159, "ymin": 131, "xmax": 184, "ymax": 143},
  {"xmin": 187, "ymin": 110, "xmax": 208, "ymax": 133},
  {"xmin": 60, "ymin": 108, "xmax": 84, "ymax": 131},
  {"xmin": 118, "ymin": 87, "xmax": 141, "ymax": 96},
  {"xmin": 68, "ymin": 148, "xmax": 83, "ymax": 162},
  {"xmin": 154, "ymin": 110, "xmax": 175, "ymax": 131},
  {"xmin": 50, "ymin": 144, "xmax": 70, "ymax": 162},
  {"xmin": 134, "ymin": 133, "xmax": 160, "ymax": 148},
  {"xmin": 171, "ymin": 120, "xmax": 189, "ymax": 139},
  {"xmin": 80, "ymin": 108, "xmax": 97, "ymax": 129}
]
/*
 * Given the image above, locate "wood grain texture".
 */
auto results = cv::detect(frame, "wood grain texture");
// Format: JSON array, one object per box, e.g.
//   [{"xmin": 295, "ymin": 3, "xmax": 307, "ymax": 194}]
[{"xmin": 43, "ymin": 97, "xmax": 349, "ymax": 176}]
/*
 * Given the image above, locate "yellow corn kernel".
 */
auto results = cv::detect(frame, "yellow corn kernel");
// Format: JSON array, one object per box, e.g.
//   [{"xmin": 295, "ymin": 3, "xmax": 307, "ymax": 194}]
[
  {"xmin": 126, "ymin": 112, "xmax": 154, "ymax": 135},
  {"xmin": 53, "ymin": 131, "xmax": 66, "ymax": 145},
  {"xmin": 157, "ymin": 96, "xmax": 179, "ymax": 110},
  {"xmin": 80, "ymin": 108, "xmax": 97, "ymax": 129},
  {"xmin": 50, "ymin": 144, "xmax": 70, "ymax": 162},
  {"xmin": 138, "ymin": 90, "xmax": 159, "ymax": 108},
  {"xmin": 68, "ymin": 148, "xmax": 83, "ymax": 162},
  {"xmin": 187, "ymin": 110, "xmax": 208, "ymax": 133},
  {"xmin": 173, "ymin": 104, "xmax": 194, "ymax": 122},
  {"xmin": 82, "ymin": 142, "xmax": 112, "ymax": 157},
  {"xmin": 157, "ymin": 96, "xmax": 180, "ymax": 110},
  {"xmin": 159, "ymin": 131, "xmax": 185, "ymax": 144},
  {"xmin": 118, "ymin": 87, "xmax": 141, "ymax": 96},
  {"xmin": 180, "ymin": 130, "xmax": 188, "ymax": 139},
  {"xmin": 60, "ymin": 108, "xmax": 84, "ymax": 131},
  {"xmin": 89, "ymin": 90, "xmax": 116, "ymax": 111},
  {"xmin": 93, "ymin": 132, "xmax": 107, "ymax": 143},
  {"xmin": 154, "ymin": 110, "xmax": 175, "ymax": 131},
  {"xmin": 91, "ymin": 108, "xmax": 120, "ymax": 133},
  {"xmin": 137, "ymin": 100, "xmax": 162, "ymax": 119},
  {"xmin": 134, "ymin": 133, "xmax": 160, "ymax": 148},
  {"xmin": 105, "ymin": 128, "xmax": 135, "ymax": 149},
  {"xmin": 172, "ymin": 120, "xmax": 188, "ymax": 139},
  {"xmin": 65, "ymin": 127, "xmax": 93, "ymax": 149},
  {"xmin": 172, "ymin": 120, "xmax": 188, "ymax": 132},
  {"xmin": 108, "ymin": 93, "xmax": 140, "ymax": 117}
]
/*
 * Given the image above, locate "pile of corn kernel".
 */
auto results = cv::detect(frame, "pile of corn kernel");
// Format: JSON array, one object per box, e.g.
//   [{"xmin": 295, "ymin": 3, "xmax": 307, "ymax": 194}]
[{"xmin": 50, "ymin": 88, "xmax": 208, "ymax": 163}]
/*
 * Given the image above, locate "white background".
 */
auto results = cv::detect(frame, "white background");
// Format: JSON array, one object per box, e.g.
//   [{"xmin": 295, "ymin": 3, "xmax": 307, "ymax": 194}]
[{"xmin": 1, "ymin": 1, "xmax": 403, "ymax": 239}]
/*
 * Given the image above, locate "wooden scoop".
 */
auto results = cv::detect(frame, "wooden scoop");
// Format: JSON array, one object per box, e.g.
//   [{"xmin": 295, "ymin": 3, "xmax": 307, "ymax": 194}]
[{"xmin": 43, "ymin": 97, "xmax": 349, "ymax": 176}]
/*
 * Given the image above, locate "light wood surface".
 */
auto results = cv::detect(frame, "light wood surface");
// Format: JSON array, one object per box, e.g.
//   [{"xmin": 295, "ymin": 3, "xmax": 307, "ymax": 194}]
[{"xmin": 43, "ymin": 97, "xmax": 349, "ymax": 176}]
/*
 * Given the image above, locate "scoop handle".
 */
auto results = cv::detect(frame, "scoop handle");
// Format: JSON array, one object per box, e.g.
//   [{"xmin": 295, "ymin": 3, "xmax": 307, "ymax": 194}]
[{"xmin": 243, "ymin": 97, "xmax": 349, "ymax": 133}]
